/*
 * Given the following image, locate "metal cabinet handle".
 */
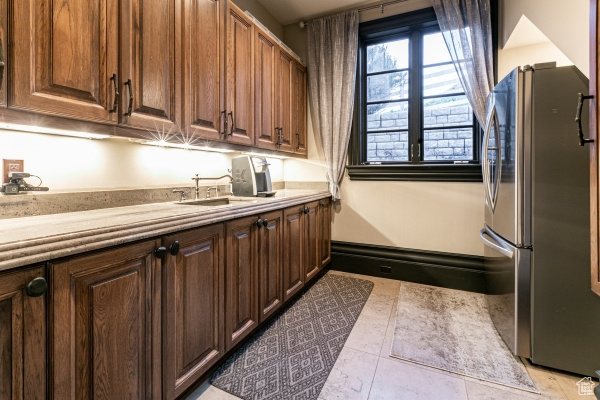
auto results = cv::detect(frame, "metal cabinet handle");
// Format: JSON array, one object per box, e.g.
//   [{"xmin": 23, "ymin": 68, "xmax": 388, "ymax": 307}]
[
  {"xmin": 296, "ymin": 133, "xmax": 304, "ymax": 150},
  {"xmin": 169, "ymin": 241, "xmax": 180, "ymax": 256},
  {"xmin": 575, "ymin": 93, "xmax": 594, "ymax": 146},
  {"xmin": 256, "ymin": 219, "xmax": 263, "ymax": 228},
  {"xmin": 155, "ymin": 246, "xmax": 167, "ymax": 259},
  {"xmin": 110, "ymin": 74, "xmax": 119, "ymax": 113},
  {"xmin": 124, "ymin": 79, "xmax": 134, "ymax": 117},
  {"xmin": 228, "ymin": 112, "xmax": 235, "ymax": 135},
  {"xmin": 26, "ymin": 277, "xmax": 47, "ymax": 297},
  {"xmin": 262, "ymin": 219, "xmax": 268, "ymax": 227},
  {"xmin": 220, "ymin": 110, "xmax": 227, "ymax": 136},
  {"xmin": 0, "ymin": 36, "xmax": 5, "ymax": 91},
  {"xmin": 303, "ymin": 206, "xmax": 310, "ymax": 214}
]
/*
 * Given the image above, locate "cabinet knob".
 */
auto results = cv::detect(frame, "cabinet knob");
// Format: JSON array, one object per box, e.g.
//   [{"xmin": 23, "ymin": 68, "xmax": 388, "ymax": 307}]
[
  {"xmin": 26, "ymin": 277, "xmax": 47, "ymax": 297},
  {"xmin": 303, "ymin": 207, "xmax": 309, "ymax": 214},
  {"xmin": 169, "ymin": 241, "xmax": 180, "ymax": 256},
  {"xmin": 256, "ymin": 219, "xmax": 263, "ymax": 228},
  {"xmin": 155, "ymin": 246, "xmax": 167, "ymax": 259},
  {"xmin": 320, "ymin": 202, "xmax": 325, "ymax": 208},
  {"xmin": 262, "ymin": 219, "xmax": 268, "ymax": 227}
]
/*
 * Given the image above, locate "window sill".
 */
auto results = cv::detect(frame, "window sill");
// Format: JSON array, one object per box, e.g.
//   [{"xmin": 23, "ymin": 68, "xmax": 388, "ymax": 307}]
[{"xmin": 346, "ymin": 164, "xmax": 482, "ymax": 182}]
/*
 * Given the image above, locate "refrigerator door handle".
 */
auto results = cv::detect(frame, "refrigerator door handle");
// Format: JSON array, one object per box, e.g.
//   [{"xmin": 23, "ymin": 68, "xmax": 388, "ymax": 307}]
[
  {"xmin": 482, "ymin": 102, "xmax": 501, "ymax": 212},
  {"xmin": 480, "ymin": 227, "xmax": 514, "ymax": 259}
]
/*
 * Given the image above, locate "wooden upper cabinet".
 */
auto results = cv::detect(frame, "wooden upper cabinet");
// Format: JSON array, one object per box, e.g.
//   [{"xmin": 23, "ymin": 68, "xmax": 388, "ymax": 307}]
[
  {"xmin": 120, "ymin": 0, "xmax": 177, "ymax": 133},
  {"xmin": 162, "ymin": 224, "xmax": 225, "ymax": 400},
  {"xmin": 182, "ymin": 0, "xmax": 225, "ymax": 142},
  {"xmin": 225, "ymin": 215, "xmax": 259, "ymax": 351},
  {"xmin": 591, "ymin": 0, "xmax": 600, "ymax": 297},
  {"xmin": 48, "ymin": 240, "xmax": 161, "ymax": 400},
  {"xmin": 254, "ymin": 27, "xmax": 277, "ymax": 150},
  {"xmin": 225, "ymin": 2, "xmax": 254, "ymax": 146},
  {"xmin": 0, "ymin": 266, "xmax": 46, "ymax": 400},
  {"xmin": 12, "ymin": 0, "xmax": 119, "ymax": 124},
  {"xmin": 292, "ymin": 61, "xmax": 308, "ymax": 155},
  {"xmin": 276, "ymin": 47, "xmax": 294, "ymax": 152}
]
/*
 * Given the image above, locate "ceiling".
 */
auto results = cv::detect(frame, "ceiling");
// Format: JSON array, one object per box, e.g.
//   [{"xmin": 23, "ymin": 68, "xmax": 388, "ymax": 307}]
[{"xmin": 257, "ymin": 0, "xmax": 383, "ymax": 25}]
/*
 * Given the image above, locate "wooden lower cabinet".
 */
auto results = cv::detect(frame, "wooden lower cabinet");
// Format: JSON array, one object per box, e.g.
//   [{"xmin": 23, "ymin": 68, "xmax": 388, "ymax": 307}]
[
  {"xmin": 258, "ymin": 210, "xmax": 283, "ymax": 322},
  {"xmin": 11, "ymin": 197, "xmax": 331, "ymax": 400},
  {"xmin": 162, "ymin": 224, "xmax": 225, "ymax": 399},
  {"xmin": 283, "ymin": 205, "xmax": 305, "ymax": 301},
  {"xmin": 0, "ymin": 265, "xmax": 46, "ymax": 400},
  {"xmin": 282, "ymin": 199, "xmax": 331, "ymax": 301},
  {"xmin": 319, "ymin": 198, "xmax": 332, "ymax": 267},
  {"xmin": 303, "ymin": 200, "xmax": 320, "ymax": 282},
  {"xmin": 48, "ymin": 240, "xmax": 161, "ymax": 400},
  {"xmin": 225, "ymin": 215, "xmax": 260, "ymax": 351}
]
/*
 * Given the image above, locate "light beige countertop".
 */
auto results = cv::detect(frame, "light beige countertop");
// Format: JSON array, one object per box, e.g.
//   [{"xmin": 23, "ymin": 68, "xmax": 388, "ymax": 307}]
[{"xmin": 0, "ymin": 189, "xmax": 330, "ymax": 271}]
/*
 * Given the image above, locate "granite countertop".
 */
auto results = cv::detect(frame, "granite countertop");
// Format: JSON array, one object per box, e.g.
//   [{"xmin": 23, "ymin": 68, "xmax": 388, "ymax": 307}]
[{"xmin": 0, "ymin": 189, "xmax": 330, "ymax": 272}]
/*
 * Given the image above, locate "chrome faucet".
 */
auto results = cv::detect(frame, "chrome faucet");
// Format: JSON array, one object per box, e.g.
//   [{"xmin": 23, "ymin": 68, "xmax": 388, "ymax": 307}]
[
  {"xmin": 172, "ymin": 189, "xmax": 187, "ymax": 202},
  {"xmin": 191, "ymin": 174, "xmax": 201, "ymax": 200},
  {"xmin": 206, "ymin": 186, "xmax": 219, "ymax": 199}
]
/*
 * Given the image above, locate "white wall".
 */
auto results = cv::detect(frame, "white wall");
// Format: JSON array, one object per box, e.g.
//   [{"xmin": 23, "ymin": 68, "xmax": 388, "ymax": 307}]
[
  {"xmin": 0, "ymin": 130, "xmax": 283, "ymax": 192},
  {"xmin": 500, "ymin": 0, "xmax": 589, "ymax": 77},
  {"xmin": 282, "ymin": 0, "xmax": 485, "ymax": 256},
  {"xmin": 498, "ymin": 41, "xmax": 573, "ymax": 80}
]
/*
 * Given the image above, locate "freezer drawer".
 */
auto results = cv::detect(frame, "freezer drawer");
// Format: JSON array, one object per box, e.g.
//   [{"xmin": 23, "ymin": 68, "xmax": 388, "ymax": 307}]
[{"xmin": 480, "ymin": 225, "xmax": 531, "ymax": 357}]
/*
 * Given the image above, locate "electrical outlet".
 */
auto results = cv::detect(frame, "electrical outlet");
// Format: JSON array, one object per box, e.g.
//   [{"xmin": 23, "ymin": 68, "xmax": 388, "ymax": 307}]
[
  {"xmin": 3, "ymin": 159, "xmax": 24, "ymax": 184},
  {"xmin": 380, "ymin": 265, "xmax": 392, "ymax": 274}
]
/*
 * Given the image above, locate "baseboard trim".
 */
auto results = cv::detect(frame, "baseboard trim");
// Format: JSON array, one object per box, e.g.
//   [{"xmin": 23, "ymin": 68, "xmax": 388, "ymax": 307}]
[{"xmin": 330, "ymin": 241, "xmax": 485, "ymax": 293}]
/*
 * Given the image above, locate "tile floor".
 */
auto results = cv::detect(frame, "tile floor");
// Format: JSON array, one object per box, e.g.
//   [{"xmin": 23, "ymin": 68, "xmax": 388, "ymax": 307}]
[{"xmin": 186, "ymin": 271, "xmax": 597, "ymax": 400}]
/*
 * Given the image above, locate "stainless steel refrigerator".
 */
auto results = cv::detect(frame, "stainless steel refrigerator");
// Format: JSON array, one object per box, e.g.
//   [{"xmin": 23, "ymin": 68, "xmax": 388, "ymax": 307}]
[{"xmin": 480, "ymin": 64, "xmax": 600, "ymax": 376}]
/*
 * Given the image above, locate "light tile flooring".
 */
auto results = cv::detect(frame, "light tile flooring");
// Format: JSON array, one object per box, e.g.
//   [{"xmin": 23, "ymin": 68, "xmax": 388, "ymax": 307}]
[{"xmin": 187, "ymin": 271, "xmax": 597, "ymax": 400}]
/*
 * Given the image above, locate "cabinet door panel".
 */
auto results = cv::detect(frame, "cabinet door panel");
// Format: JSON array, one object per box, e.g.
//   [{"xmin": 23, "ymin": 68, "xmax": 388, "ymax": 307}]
[
  {"xmin": 259, "ymin": 210, "xmax": 283, "ymax": 322},
  {"xmin": 225, "ymin": 216, "xmax": 259, "ymax": 350},
  {"xmin": 304, "ymin": 201, "xmax": 320, "ymax": 281},
  {"xmin": 12, "ymin": 0, "xmax": 119, "ymax": 123},
  {"xmin": 163, "ymin": 224, "xmax": 224, "ymax": 399},
  {"xmin": 283, "ymin": 206, "xmax": 304, "ymax": 301},
  {"xmin": 49, "ymin": 240, "xmax": 160, "ymax": 400},
  {"xmin": 183, "ymin": 0, "xmax": 224, "ymax": 141},
  {"xmin": 255, "ymin": 28, "xmax": 277, "ymax": 150},
  {"xmin": 276, "ymin": 49, "xmax": 294, "ymax": 152},
  {"xmin": 319, "ymin": 198, "xmax": 332, "ymax": 267},
  {"xmin": 0, "ymin": 266, "xmax": 46, "ymax": 400},
  {"xmin": 0, "ymin": 0, "xmax": 7, "ymax": 107},
  {"xmin": 292, "ymin": 61, "xmax": 307, "ymax": 155},
  {"xmin": 226, "ymin": 3, "xmax": 254, "ymax": 146},
  {"xmin": 120, "ymin": 0, "xmax": 176, "ymax": 132}
]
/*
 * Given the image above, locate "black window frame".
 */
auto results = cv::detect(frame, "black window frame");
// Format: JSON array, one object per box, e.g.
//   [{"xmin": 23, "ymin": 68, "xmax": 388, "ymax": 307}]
[{"xmin": 347, "ymin": 6, "xmax": 497, "ymax": 182}]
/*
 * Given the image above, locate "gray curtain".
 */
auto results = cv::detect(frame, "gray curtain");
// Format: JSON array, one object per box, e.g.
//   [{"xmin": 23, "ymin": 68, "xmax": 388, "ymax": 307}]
[
  {"xmin": 307, "ymin": 11, "xmax": 359, "ymax": 200},
  {"xmin": 432, "ymin": 0, "xmax": 494, "ymax": 126}
]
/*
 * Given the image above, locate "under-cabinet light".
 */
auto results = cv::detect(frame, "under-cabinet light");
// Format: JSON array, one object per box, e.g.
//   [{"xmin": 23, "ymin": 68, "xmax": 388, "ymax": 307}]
[
  {"xmin": 140, "ymin": 140, "xmax": 235, "ymax": 153},
  {"xmin": 242, "ymin": 151, "xmax": 290, "ymax": 160},
  {"xmin": 0, "ymin": 122, "xmax": 111, "ymax": 139}
]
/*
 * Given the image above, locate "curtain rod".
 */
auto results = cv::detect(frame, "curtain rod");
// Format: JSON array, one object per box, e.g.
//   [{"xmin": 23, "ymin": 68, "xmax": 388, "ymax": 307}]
[{"xmin": 299, "ymin": 0, "xmax": 409, "ymax": 28}]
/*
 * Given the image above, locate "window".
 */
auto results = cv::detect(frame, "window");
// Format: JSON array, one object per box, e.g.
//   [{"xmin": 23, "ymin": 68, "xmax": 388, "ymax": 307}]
[{"xmin": 347, "ymin": 8, "xmax": 483, "ymax": 181}]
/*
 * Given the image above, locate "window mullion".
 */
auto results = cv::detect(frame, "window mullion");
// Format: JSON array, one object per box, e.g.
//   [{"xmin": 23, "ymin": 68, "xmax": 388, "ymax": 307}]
[{"xmin": 409, "ymin": 30, "xmax": 421, "ymax": 164}]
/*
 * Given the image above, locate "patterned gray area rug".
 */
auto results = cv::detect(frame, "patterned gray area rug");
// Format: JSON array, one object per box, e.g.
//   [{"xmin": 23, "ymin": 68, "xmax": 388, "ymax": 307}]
[
  {"xmin": 210, "ymin": 273, "xmax": 374, "ymax": 400},
  {"xmin": 391, "ymin": 282, "xmax": 539, "ymax": 393}
]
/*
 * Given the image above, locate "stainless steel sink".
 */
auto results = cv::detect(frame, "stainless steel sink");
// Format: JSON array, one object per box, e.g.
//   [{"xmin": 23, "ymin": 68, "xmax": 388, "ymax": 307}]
[{"xmin": 174, "ymin": 197, "xmax": 256, "ymax": 206}]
